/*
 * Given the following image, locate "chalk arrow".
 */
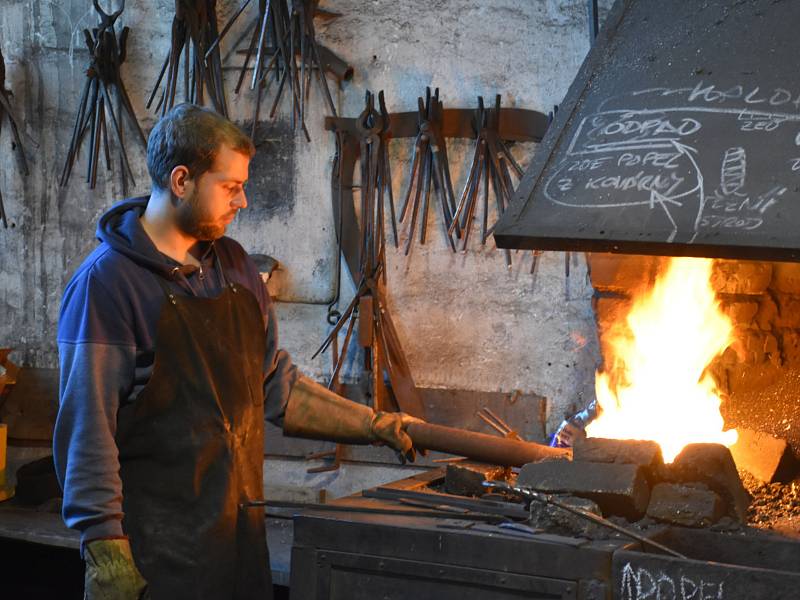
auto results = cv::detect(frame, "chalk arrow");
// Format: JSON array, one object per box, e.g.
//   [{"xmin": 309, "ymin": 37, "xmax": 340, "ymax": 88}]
[
  {"xmin": 671, "ymin": 140, "xmax": 707, "ymax": 237},
  {"xmin": 649, "ymin": 188, "xmax": 683, "ymax": 209},
  {"xmin": 671, "ymin": 140, "xmax": 698, "ymax": 156}
]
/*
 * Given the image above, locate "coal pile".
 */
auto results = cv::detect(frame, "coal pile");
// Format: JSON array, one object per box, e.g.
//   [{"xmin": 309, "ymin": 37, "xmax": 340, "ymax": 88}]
[
  {"xmin": 438, "ymin": 437, "xmax": 800, "ymax": 542},
  {"xmin": 741, "ymin": 471, "xmax": 800, "ymax": 527}
]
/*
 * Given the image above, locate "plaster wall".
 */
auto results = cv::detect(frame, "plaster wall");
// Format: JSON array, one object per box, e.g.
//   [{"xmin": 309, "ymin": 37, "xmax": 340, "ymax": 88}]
[{"xmin": 0, "ymin": 0, "xmax": 612, "ymax": 433}]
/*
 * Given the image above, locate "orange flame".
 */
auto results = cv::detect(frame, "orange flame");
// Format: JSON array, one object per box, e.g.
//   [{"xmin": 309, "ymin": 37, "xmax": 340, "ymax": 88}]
[{"xmin": 586, "ymin": 257, "xmax": 738, "ymax": 462}]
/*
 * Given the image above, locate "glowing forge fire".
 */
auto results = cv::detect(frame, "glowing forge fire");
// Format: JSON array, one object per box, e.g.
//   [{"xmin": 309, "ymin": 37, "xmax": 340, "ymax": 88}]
[{"xmin": 585, "ymin": 257, "xmax": 738, "ymax": 462}]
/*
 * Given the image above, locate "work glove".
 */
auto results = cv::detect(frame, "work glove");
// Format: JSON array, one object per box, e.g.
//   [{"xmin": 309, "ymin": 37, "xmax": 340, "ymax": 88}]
[
  {"xmin": 84, "ymin": 538, "xmax": 148, "ymax": 600},
  {"xmin": 283, "ymin": 376, "xmax": 423, "ymax": 462},
  {"xmin": 370, "ymin": 411, "xmax": 422, "ymax": 463}
]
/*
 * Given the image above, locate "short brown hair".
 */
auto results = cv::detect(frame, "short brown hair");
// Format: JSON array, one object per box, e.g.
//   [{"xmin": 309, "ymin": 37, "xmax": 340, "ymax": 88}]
[{"xmin": 146, "ymin": 104, "xmax": 255, "ymax": 191}]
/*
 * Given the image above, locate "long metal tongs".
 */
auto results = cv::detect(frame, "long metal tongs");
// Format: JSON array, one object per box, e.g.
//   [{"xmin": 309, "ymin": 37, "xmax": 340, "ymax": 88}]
[
  {"xmin": 450, "ymin": 95, "xmax": 526, "ymax": 268},
  {"xmin": 398, "ymin": 87, "xmax": 459, "ymax": 254},
  {"xmin": 148, "ymin": 0, "xmax": 228, "ymax": 117},
  {"xmin": 60, "ymin": 0, "xmax": 145, "ymax": 192},
  {"xmin": 317, "ymin": 91, "xmax": 425, "ymax": 420},
  {"xmin": 483, "ymin": 481, "xmax": 687, "ymax": 559},
  {"xmin": 312, "ymin": 91, "xmax": 393, "ymax": 372},
  {"xmin": 218, "ymin": 0, "xmax": 350, "ymax": 142}
]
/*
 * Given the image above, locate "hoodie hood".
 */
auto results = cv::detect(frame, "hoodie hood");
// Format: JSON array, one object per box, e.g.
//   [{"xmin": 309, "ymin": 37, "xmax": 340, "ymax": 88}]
[
  {"xmin": 97, "ymin": 196, "xmax": 217, "ymax": 281},
  {"xmin": 97, "ymin": 196, "xmax": 177, "ymax": 277}
]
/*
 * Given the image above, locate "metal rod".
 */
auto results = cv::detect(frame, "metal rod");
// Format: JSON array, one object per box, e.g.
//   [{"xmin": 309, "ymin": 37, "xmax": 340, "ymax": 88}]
[
  {"xmin": 477, "ymin": 412, "xmax": 508, "ymax": 437},
  {"xmin": 206, "ymin": 0, "xmax": 253, "ymax": 59},
  {"xmin": 235, "ymin": 19, "xmax": 261, "ymax": 94},
  {"xmin": 240, "ymin": 499, "xmax": 499, "ymax": 521},
  {"xmin": 482, "ymin": 407, "xmax": 513, "ymax": 435},
  {"xmin": 252, "ymin": 0, "xmax": 272, "ymax": 90},
  {"xmin": 484, "ymin": 481, "xmax": 687, "ymax": 559}
]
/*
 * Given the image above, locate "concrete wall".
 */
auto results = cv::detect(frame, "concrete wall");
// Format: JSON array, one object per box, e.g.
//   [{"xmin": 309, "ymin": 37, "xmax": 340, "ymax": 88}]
[{"xmin": 0, "ymin": 0, "xmax": 612, "ymax": 433}]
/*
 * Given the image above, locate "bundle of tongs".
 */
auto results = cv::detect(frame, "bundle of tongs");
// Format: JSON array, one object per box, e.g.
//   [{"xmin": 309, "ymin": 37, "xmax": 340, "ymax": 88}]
[
  {"xmin": 60, "ymin": 0, "xmax": 145, "ymax": 191},
  {"xmin": 148, "ymin": 0, "xmax": 228, "ymax": 117},
  {"xmin": 450, "ymin": 95, "xmax": 525, "ymax": 267},
  {"xmin": 315, "ymin": 92, "xmax": 403, "ymax": 405},
  {"xmin": 216, "ymin": 0, "xmax": 349, "ymax": 141},
  {"xmin": 398, "ymin": 87, "xmax": 460, "ymax": 254}
]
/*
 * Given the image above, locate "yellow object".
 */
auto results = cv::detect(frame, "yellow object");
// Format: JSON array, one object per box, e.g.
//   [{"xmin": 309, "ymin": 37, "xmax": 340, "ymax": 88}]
[
  {"xmin": 0, "ymin": 423, "xmax": 14, "ymax": 501},
  {"xmin": 84, "ymin": 538, "xmax": 149, "ymax": 599}
]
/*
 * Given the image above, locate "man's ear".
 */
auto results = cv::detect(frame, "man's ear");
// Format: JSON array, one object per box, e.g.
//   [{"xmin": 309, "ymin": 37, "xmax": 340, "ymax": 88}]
[{"xmin": 170, "ymin": 165, "xmax": 192, "ymax": 199}]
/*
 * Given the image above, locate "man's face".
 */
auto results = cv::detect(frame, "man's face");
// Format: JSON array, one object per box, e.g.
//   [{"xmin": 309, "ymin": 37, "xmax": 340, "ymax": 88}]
[{"xmin": 176, "ymin": 143, "xmax": 251, "ymax": 241}]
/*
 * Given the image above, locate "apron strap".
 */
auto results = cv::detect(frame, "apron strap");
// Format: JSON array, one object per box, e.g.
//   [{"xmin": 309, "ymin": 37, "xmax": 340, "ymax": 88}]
[{"xmin": 154, "ymin": 245, "xmax": 237, "ymax": 302}]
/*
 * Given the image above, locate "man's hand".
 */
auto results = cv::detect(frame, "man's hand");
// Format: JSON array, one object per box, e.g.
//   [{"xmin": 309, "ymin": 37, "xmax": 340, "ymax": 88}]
[
  {"xmin": 283, "ymin": 376, "xmax": 426, "ymax": 462},
  {"xmin": 370, "ymin": 412, "xmax": 423, "ymax": 462},
  {"xmin": 84, "ymin": 538, "xmax": 148, "ymax": 600}
]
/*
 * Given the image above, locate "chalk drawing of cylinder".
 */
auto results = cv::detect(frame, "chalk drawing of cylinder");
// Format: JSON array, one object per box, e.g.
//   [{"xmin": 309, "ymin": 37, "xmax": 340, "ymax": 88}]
[{"xmin": 720, "ymin": 147, "xmax": 746, "ymax": 196}]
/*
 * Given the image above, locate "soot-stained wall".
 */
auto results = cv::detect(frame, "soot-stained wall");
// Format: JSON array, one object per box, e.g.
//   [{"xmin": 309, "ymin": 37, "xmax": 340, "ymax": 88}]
[{"xmin": 0, "ymin": 0, "xmax": 612, "ymax": 433}]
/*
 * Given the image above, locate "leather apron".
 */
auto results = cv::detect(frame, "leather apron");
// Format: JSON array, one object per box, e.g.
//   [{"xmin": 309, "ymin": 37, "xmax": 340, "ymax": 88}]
[{"xmin": 115, "ymin": 272, "xmax": 271, "ymax": 600}]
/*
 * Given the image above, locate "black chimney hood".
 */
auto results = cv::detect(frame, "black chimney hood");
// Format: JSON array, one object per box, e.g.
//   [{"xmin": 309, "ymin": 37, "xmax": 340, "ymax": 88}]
[{"xmin": 494, "ymin": 0, "xmax": 800, "ymax": 262}]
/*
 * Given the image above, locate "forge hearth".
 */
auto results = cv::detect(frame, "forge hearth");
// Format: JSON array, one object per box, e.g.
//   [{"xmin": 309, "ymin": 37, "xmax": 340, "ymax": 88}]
[
  {"xmin": 582, "ymin": 254, "xmax": 800, "ymax": 531},
  {"xmin": 290, "ymin": 469, "xmax": 800, "ymax": 600}
]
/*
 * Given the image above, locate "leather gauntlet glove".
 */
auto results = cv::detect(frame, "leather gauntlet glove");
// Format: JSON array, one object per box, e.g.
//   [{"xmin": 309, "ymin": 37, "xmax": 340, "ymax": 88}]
[
  {"xmin": 283, "ymin": 376, "xmax": 423, "ymax": 461},
  {"xmin": 84, "ymin": 538, "xmax": 148, "ymax": 600}
]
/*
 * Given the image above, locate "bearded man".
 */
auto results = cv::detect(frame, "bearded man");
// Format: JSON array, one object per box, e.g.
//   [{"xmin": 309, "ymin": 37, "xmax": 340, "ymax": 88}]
[{"xmin": 54, "ymin": 103, "xmax": 421, "ymax": 600}]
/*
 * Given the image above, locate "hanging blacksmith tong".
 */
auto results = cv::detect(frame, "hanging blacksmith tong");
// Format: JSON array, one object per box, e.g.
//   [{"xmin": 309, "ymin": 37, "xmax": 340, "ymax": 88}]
[
  {"xmin": 60, "ymin": 0, "xmax": 145, "ymax": 192},
  {"xmin": 450, "ymin": 95, "xmax": 527, "ymax": 268},
  {"xmin": 218, "ymin": 0, "xmax": 351, "ymax": 142},
  {"xmin": 148, "ymin": 0, "xmax": 228, "ymax": 117},
  {"xmin": 316, "ymin": 90, "xmax": 425, "ymax": 421},
  {"xmin": 326, "ymin": 90, "xmax": 396, "ymax": 326},
  {"xmin": 398, "ymin": 87, "xmax": 459, "ymax": 254},
  {"xmin": 0, "ymin": 48, "xmax": 33, "ymax": 228}
]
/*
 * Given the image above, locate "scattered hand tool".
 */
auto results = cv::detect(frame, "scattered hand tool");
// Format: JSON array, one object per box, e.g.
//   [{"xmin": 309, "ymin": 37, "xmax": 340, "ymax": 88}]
[
  {"xmin": 483, "ymin": 481, "xmax": 687, "ymax": 559},
  {"xmin": 148, "ymin": 0, "xmax": 228, "ymax": 117},
  {"xmin": 398, "ymin": 87, "xmax": 459, "ymax": 254},
  {"xmin": 60, "ymin": 0, "xmax": 145, "ymax": 192},
  {"xmin": 220, "ymin": 0, "xmax": 352, "ymax": 142},
  {"xmin": 0, "ymin": 48, "xmax": 32, "ymax": 227},
  {"xmin": 363, "ymin": 485, "xmax": 530, "ymax": 520}
]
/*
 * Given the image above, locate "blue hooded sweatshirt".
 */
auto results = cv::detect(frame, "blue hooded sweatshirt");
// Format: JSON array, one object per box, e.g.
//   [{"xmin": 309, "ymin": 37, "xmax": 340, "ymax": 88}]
[{"xmin": 54, "ymin": 196, "xmax": 298, "ymax": 547}]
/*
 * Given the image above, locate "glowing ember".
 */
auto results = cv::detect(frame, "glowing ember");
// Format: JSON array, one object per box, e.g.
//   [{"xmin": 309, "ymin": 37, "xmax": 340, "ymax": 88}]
[{"xmin": 586, "ymin": 257, "xmax": 738, "ymax": 462}]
